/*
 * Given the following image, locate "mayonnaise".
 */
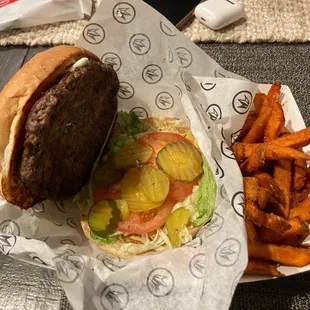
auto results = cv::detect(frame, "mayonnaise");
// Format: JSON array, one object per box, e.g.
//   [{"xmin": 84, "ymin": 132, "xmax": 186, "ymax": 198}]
[{"xmin": 69, "ymin": 57, "xmax": 89, "ymax": 71}]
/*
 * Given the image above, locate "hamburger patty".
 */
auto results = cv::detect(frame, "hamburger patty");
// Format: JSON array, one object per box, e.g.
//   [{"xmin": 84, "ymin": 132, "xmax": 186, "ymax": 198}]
[{"xmin": 19, "ymin": 60, "xmax": 119, "ymax": 200}]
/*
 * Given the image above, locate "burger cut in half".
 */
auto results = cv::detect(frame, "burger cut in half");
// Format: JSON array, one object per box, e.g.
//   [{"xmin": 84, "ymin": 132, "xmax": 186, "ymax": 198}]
[
  {"xmin": 80, "ymin": 112, "xmax": 217, "ymax": 259},
  {"xmin": 0, "ymin": 45, "xmax": 119, "ymax": 209}
]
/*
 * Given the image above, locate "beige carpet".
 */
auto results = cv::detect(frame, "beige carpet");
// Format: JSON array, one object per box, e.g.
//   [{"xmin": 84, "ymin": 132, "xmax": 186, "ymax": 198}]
[{"xmin": 0, "ymin": 0, "xmax": 309, "ymax": 46}]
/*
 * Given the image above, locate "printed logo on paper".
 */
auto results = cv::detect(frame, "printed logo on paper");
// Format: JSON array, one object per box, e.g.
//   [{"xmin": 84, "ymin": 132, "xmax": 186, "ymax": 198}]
[
  {"xmin": 175, "ymin": 47, "xmax": 193, "ymax": 68},
  {"xmin": 231, "ymin": 129, "xmax": 241, "ymax": 144},
  {"xmin": 101, "ymin": 284, "xmax": 129, "ymax": 310},
  {"xmin": 83, "ymin": 23, "xmax": 105, "ymax": 44},
  {"xmin": 160, "ymin": 21, "xmax": 176, "ymax": 37},
  {"xmin": 66, "ymin": 218, "xmax": 77, "ymax": 229},
  {"xmin": 232, "ymin": 91, "xmax": 252, "ymax": 114},
  {"xmin": 37, "ymin": 236, "xmax": 49, "ymax": 242},
  {"xmin": 147, "ymin": 268, "xmax": 175, "ymax": 297},
  {"xmin": 0, "ymin": 234, "xmax": 16, "ymax": 255},
  {"xmin": 186, "ymin": 237, "xmax": 202, "ymax": 248},
  {"xmin": 180, "ymin": 72, "xmax": 191, "ymax": 91},
  {"xmin": 215, "ymin": 238, "xmax": 241, "ymax": 267},
  {"xmin": 189, "ymin": 253, "xmax": 206, "ymax": 279},
  {"xmin": 221, "ymin": 141, "xmax": 235, "ymax": 160},
  {"xmin": 0, "ymin": 220, "xmax": 20, "ymax": 236},
  {"xmin": 213, "ymin": 158, "xmax": 224, "ymax": 179},
  {"xmin": 203, "ymin": 212, "xmax": 224, "ymax": 238},
  {"xmin": 200, "ymin": 82, "xmax": 216, "ymax": 91},
  {"xmin": 118, "ymin": 82, "xmax": 135, "ymax": 99},
  {"xmin": 55, "ymin": 201, "xmax": 66, "ymax": 213},
  {"xmin": 129, "ymin": 33, "xmax": 151, "ymax": 55},
  {"xmin": 113, "ymin": 2, "xmax": 136, "ymax": 24},
  {"xmin": 155, "ymin": 92, "xmax": 174, "ymax": 110},
  {"xmin": 60, "ymin": 239, "xmax": 76, "ymax": 246},
  {"xmin": 205, "ymin": 104, "xmax": 222, "ymax": 121},
  {"xmin": 175, "ymin": 85, "xmax": 182, "ymax": 99},
  {"xmin": 32, "ymin": 255, "xmax": 47, "ymax": 266},
  {"xmin": 220, "ymin": 184, "xmax": 229, "ymax": 202},
  {"xmin": 97, "ymin": 253, "xmax": 126, "ymax": 272},
  {"xmin": 54, "ymin": 254, "xmax": 85, "ymax": 283},
  {"xmin": 32, "ymin": 202, "xmax": 45, "ymax": 213},
  {"xmin": 142, "ymin": 64, "xmax": 163, "ymax": 84},
  {"xmin": 130, "ymin": 107, "xmax": 148, "ymax": 118},
  {"xmin": 214, "ymin": 70, "xmax": 227, "ymax": 78},
  {"xmin": 101, "ymin": 53, "xmax": 122, "ymax": 72},
  {"xmin": 231, "ymin": 191, "xmax": 244, "ymax": 218},
  {"xmin": 168, "ymin": 46, "xmax": 174, "ymax": 63}
]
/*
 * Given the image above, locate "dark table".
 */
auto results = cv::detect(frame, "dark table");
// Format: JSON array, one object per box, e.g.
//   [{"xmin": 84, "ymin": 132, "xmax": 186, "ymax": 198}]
[{"xmin": 1, "ymin": 43, "xmax": 310, "ymax": 310}]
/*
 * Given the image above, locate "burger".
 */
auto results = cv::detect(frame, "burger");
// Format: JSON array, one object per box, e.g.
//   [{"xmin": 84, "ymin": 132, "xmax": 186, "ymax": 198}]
[
  {"xmin": 80, "ymin": 112, "xmax": 217, "ymax": 259},
  {"xmin": 0, "ymin": 45, "xmax": 119, "ymax": 209}
]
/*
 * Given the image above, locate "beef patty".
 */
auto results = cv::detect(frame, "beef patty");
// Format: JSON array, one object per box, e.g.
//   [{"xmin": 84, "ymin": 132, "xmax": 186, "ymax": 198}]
[{"xmin": 20, "ymin": 60, "xmax": 119, "ymax": 200}]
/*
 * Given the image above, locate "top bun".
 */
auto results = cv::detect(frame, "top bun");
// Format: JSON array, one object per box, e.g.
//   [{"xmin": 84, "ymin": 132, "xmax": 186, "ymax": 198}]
[{"xmin": 0, "ymin": 45, "xmax": 100, "ymax": 208}]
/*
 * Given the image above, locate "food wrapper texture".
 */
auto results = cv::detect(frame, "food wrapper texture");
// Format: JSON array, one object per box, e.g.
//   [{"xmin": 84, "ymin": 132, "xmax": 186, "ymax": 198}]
[{"xmin": 0, "ymin": 0, "xmax": 306, "ymax": 309}]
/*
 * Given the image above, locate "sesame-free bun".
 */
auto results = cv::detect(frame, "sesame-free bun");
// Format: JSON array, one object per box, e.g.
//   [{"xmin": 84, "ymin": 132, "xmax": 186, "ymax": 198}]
[{"xmin": 0, "ymin": 46, "xmax": 100, "ymax": 208}]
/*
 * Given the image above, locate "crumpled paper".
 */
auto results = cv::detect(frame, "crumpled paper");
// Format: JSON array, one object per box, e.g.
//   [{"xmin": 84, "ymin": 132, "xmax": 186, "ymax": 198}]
[
  {"xmin": 0, "ymin": 0, "xmax": 92, "ymax": 31},
  {"xmin": 0, "ymin": 0, "xmax": 283, "ymax": 309}
]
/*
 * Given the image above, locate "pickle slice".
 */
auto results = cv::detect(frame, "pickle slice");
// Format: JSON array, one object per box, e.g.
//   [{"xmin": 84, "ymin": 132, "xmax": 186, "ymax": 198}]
[
  {"xmin": 165, "ymin": 207, "xmax": 191, "ymax": 248},
  {"xmin": 113, "ymin": 142, "xmax": 153, "ymax": 169},
  {"xmin": 88, "ymin": 200, "xmax": 120, "ymax": 237},
  {"xmin": 140, "ymin": 165, "xmax": 170, "ymax": 203},
  {"xmin": 121, "ymin": 168, "xmax": 162, "ymax": 212},
  {"xmin": 115, "ymin": 199, "xmax": 130, "ymax": 221},
  {"xmin": 156, "ymin": 142, "xmax": 203, "ymax": 182}
]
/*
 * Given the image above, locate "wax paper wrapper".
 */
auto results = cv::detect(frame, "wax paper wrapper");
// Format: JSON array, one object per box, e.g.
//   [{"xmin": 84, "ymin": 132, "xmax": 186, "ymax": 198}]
[{"xmin": 0, "ymin": 0, "xmax": 307, "ymax": 309}]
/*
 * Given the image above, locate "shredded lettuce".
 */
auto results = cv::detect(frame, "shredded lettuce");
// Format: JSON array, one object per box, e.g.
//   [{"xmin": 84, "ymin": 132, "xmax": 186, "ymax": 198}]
[
  {"xmin": 110, "ymin": 112, "xmax": 145, "ymax": 154},
  {"xmin": 119, "ymin": 111, "xmax": 144, "ymax": 137},
  {"xmin": 172, "ymin": 159, "xmax": 217, "ymax": 227},
  {"xmin": 194, "ymin": 160, "xmax": 217, "ymax": 226},
  {"xmin": 120, "ymin": 229, "xmax": 172, "ymax": 254},
  {"xmin": 90, "ymin": 231, "xmax": 119, "ymax": 244}
]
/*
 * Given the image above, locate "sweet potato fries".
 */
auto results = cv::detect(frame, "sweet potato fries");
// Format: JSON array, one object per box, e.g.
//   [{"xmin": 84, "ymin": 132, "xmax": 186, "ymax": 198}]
[{"xmin": 232, "ymin": 83, "xmax": 310, "ymax": 277}]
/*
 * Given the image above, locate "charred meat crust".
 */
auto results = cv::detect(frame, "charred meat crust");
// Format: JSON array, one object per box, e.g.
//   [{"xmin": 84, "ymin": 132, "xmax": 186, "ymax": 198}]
[{"xmin": 20, "ymin": 60, "xmax": 119, "ymax": 200}]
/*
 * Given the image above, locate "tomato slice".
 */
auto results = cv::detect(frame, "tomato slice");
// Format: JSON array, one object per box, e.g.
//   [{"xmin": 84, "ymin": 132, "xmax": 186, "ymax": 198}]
[
  {"xmin": 117, "ymin": 199, "xmax": 176, "ymax": 234},
  {"xmin": 94, "ymin": 183, "xmax": 121, "ymax": 202},
  {"xmin": 168, "ymin": 178, "xmax": 199, "ymax": 201}
]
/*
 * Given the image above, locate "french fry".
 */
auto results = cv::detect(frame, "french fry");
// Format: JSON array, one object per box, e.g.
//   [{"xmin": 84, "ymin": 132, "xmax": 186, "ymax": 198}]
[
  {"xmin": 258, "ymin": 217, "xmax": 310, "ymax": 243},
  {"xmin": 272, "ymin": 127, "xmax": 310, "ymax": 149},
  {"xmin": 236, "ymin": 111, "xmax": 257, "ymax": 142},
  {"xmin": 248, "ymin": 243, "xmax": 310, "ymax": 267},
  {"xmin": 279, "ymin": 126, "xmax": 290, "ymax": 136},
  {"xmin": 245, "ymin": 218, "xmax": 260, "ymax": 243},
  {"xmin": 245, "ymin": 200, "xmax": 291, "ymax": 233},
  {"xmin": 267, "ymin": 196, "xmax": 288, "ymax": 218},
  {"xmin": 266, "ymin": 82, "xmax": 281, "ymax": 103},
  {"xmin": 232, "ymin": 143, "xmax": 310, "ymax": 162},
  {"xmin": 253, "ymin": 93, "xmax": 267, "ymax": 115},
  {"xmin": 290, "ymin": 195, "xmax": 310, "ymax": 221},
  {"xmin": 245, "ymin": 259, "xmax": 284, "ymax": 277},
  {"xmin": 264, "ymin": 102, "xmax": 285, "ymax": 142},
  {"xmin": 297, "ymin": 185, "xmax": 310, "ymax": 202},
  {"xmin": 240, "ymin": 149, "xmax": 265, "ymax": 175},
  {"xmin": 257, "ymin": 187, "xmax": 269, "ymax": 209},
  {"xmin": 243, "ymin": 177, "xmax": 259, "ymax": 201},
  {"xmin": 243, "ymin": 105, "xmax": 273, "ymax": 143},
  {"xmin": 296, "ymin": 166, "xmax": 310, "ymax": 202},
  {"xmin": 293, "ymin": 159, "xmax": 307, "ymax": 191},
  {"xmin": 273, "ymin": 160, "xmax": 292, "ymax": 219},
  {"xmin": 254, "ymin": 172, "xmax": 285, "ymax": 203}
]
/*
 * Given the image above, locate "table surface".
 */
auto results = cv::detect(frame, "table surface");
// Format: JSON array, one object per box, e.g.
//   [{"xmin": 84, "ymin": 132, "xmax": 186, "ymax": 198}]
[{"xmin": 1, "ymin": 43, "xmax": 310, "ymax": 310}]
